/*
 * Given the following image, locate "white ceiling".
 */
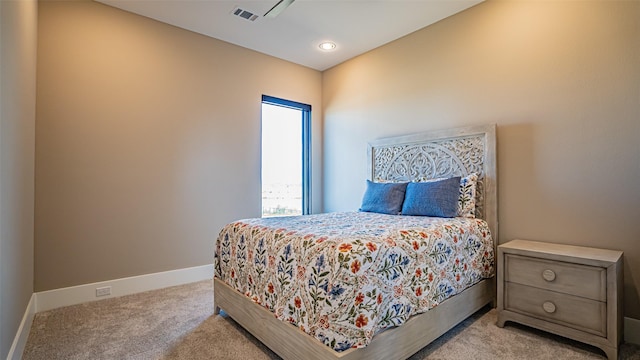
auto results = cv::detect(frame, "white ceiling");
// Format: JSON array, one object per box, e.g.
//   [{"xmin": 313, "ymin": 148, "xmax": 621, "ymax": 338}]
[{"xmin": 96, "ymin": 0, "xmax": 483, "ymax": 71}]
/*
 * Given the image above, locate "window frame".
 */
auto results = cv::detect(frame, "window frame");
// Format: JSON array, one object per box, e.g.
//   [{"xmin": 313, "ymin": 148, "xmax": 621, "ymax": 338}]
[{"xmin": 261, "ymin": 95, "xmax": 312, "ymax": 215}]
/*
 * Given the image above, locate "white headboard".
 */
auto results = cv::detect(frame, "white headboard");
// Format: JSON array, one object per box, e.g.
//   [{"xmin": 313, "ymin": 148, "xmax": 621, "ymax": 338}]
[{"xmin": 367, "ymin": 124, "xmax": 498, "ymax": 244}]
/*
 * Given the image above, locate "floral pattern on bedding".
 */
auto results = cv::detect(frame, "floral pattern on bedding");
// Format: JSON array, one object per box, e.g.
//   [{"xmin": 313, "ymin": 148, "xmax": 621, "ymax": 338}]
[{"xmin": 214, "ymin": 212, "xmax": 494, "ymax": 351}]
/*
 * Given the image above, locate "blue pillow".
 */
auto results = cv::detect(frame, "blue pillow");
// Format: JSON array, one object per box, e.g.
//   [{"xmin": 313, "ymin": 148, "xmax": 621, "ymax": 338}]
[
  {"xmin": 359, "ymin": 180, "xmax": 408, "ymax": 215},
  {"xmin": 401, "ymin": 177, "xmax": 461, "ymax": 217}
]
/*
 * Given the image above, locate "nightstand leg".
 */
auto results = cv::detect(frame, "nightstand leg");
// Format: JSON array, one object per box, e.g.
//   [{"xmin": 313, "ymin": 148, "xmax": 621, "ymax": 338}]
[
  {"xmin": 496, "ymin": 313, "xmax": 506, "ymax": 328},
  {"xmin": 601, "ymin": 345, "xmax": 617, "ymax": 360}
]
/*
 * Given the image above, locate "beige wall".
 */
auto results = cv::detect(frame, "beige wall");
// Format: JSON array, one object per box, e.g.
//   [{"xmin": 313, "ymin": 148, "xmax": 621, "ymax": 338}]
[
  {"xmin": 35, "ymin": 0, "xmax": 322, "ymax": 291},
  {"xmin": 0, "ymin": 0, "xmax": 37, "ymax": 356},
  {"xmin": 323, "ymin": 1, "xmax": 640, "ymax": 318}
]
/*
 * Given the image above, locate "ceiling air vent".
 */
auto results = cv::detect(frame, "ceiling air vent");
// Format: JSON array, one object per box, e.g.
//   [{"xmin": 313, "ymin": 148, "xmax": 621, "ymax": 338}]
[{"xmin": 231, "ymin": 7, "xmax": 259, "ymax": 22}]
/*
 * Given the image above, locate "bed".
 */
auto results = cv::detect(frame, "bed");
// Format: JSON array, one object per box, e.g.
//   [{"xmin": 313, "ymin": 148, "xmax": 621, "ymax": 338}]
[{"xmin": 214, "ymin": 124, "xmax": 497, "ymax": 360}]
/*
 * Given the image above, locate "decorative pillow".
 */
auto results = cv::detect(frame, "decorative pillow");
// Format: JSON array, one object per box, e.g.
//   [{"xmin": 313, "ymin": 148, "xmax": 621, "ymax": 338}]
[
  {"xmin": 416, "ymin": 173, "xmax": 478, "ymax": 218},
  {"xmin": 458, "ymin": 173, "xmax": 478, "ymax": 218},
  {"xmin": 359, "ymin": 180, "xmax": 408, "ymax": 215},
  {"xmin": 401, "ymin": 177, "xmax": 461, "ymax": 217}
]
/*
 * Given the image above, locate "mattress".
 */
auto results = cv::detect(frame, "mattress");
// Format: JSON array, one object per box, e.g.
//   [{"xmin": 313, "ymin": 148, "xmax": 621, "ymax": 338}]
[{"xmin": 214, "ymin": 211, "xmax": 494, "ymax": 351}]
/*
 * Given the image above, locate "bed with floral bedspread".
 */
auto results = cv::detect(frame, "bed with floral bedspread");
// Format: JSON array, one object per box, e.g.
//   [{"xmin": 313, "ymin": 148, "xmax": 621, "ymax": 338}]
[{"xmin": 214, "ymin": 211, "xmax": 494, "ymax": 352}]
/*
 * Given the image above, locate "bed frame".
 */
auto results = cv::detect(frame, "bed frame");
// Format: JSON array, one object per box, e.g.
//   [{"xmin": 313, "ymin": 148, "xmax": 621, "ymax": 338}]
[{"xmin": 214, "ymin": 123, "xmax": 497, "ymax": 360}]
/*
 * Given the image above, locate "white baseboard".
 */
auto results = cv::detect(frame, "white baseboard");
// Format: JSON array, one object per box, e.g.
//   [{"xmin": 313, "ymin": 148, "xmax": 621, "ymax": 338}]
[
  {"xmin": 35, "ymin": 264, "xmax": 214, "ymax": 312},
  {"xmin": 625, "ymin": 316, "xmax": 640, "ymax": 345},
  {"xmin": 7, "ymin": 293, "xmax": 36, "ymax": 360}
]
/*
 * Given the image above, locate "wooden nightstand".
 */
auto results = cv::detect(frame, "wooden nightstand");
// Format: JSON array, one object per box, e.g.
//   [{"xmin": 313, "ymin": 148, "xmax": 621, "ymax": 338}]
[{"xmin": 497, "ymin": 239, "xmax": 623, "ymax": 359}]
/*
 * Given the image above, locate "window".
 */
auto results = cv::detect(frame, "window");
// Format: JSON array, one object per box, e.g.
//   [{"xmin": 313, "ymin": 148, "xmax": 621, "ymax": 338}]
[{"xmin": 261, "ymin": 95, "xmax": 311, "ymax": 217}]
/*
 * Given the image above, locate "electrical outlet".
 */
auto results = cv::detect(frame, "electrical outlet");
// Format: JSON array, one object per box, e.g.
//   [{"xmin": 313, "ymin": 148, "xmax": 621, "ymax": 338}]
[{"xmin": 96, "ymin": 286, "xmax": 111, "ymax": 297}]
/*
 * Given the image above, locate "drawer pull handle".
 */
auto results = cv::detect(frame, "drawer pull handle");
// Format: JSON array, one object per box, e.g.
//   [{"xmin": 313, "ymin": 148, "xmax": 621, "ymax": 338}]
[
  {"xmin": 542, "ymin": 269, "xmax": 556, "ymax": 282},
  {"xmin": 542, "ymin": 301, "xmax": 556, "ymax": 313}
]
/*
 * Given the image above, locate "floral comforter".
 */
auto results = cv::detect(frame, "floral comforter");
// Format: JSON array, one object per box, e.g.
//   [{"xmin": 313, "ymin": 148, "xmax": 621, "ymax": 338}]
[{"xmin": 214, "ymin": 212, "xmax": 494, "ymax": 351}]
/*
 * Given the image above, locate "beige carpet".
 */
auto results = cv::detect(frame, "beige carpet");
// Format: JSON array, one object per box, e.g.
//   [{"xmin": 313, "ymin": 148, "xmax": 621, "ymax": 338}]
[{"xmin": 23, "ymin": 280, "xmax": 640, "ymax": 360}]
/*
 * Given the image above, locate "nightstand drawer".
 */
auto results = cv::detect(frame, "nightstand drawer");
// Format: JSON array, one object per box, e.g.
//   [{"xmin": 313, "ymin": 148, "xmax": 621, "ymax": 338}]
[
  {"xmin": 505, "ymin": 254, "xmax": 606, "ymax": 301},
  {"xmin": 505, "ymin": 282, "xmax": 606, "ymax": 336}
]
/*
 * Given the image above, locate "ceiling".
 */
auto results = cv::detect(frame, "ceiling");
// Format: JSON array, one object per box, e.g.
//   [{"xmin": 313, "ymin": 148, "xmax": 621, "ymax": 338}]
[{"xmin": 96, "ymin": 0, "xmax": 483, "ymax": 71}]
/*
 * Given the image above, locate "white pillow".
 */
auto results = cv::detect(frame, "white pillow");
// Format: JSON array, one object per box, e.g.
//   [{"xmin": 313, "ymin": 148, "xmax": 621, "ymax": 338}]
[{"xmin": 457, "ymin": 173, "xmax": 477, "ymax": 218}]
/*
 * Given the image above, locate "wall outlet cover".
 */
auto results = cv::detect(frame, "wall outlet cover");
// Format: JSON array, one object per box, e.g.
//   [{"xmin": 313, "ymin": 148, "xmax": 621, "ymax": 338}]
[{"xmin": 96, "ymin": 286, "xmax": 111, "ymax": 297}]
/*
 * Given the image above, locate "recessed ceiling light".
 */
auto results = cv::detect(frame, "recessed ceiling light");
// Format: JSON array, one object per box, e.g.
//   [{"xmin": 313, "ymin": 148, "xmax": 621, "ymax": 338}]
[{"xmin": 318, "ymin": 42, "xmax": 336, "ymax": 51}]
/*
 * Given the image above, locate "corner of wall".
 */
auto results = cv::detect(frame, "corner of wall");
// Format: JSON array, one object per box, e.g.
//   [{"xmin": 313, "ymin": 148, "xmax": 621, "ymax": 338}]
[{"xmin": 6, "ymin": 294, "xmax": 36, "ymax": 360}]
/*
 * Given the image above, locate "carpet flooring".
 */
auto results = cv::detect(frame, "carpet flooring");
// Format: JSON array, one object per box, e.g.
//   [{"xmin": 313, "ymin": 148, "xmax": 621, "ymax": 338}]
[{"xmin": 23, "ymin": 280, "xmax": 640, "ymax": 359}]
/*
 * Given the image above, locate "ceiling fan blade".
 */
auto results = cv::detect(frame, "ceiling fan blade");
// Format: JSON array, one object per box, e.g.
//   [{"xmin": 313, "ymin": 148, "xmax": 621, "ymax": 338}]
[{"xmin": 264, "ymin": 0, "xmax": 295, "ymax": 18}]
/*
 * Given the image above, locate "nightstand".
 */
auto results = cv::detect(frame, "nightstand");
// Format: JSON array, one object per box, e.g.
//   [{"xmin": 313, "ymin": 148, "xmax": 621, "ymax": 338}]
[{"xmin": 497, "ymin": 239, "xmax": 623, "ymax": 359}]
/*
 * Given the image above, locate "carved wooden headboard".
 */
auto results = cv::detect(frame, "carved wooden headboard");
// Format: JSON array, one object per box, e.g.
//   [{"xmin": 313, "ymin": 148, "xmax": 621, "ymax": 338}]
[{"xmin": 367, "ymin": 124, "xmax": 498, "ymax": 243}]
